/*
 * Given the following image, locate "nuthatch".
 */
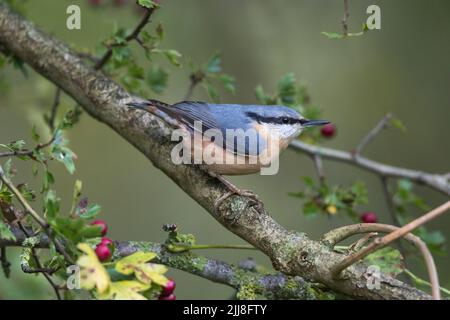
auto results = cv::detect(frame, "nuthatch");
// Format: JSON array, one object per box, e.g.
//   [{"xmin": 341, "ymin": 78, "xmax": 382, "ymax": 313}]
[{"xmin": 127, "ymin": 99, "xmax": 329, "ymax": 210}]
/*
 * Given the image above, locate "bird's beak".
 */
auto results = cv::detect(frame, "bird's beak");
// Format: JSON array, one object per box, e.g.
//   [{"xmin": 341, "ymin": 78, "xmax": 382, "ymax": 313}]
[
  {"xmin": 126, "ymin": 101, "xmax": 149, "ymax": 109},
  {"xmin": 302, "ymin": 119, "xmax": 330, "ymax": 127}
]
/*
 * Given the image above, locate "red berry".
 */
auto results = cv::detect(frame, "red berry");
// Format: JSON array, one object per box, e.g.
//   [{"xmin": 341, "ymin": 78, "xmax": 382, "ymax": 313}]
[
  {"xmin": 88, "ymin": 0, "xmax": 103, "ymax": 6},
  {"xmin": 91, "ymin": 220, "xmax": 108, "ymax": 236},
  {"xmin": 101, "ymin": 237, "xmax": 113, "ymax": 246},
  {"xmin": 159, "ymin": 293, "xmax": 176, "ymax": 300},
  {"xmin": 321, "ymin": 123, "xmax": 336, "ymax": 138},
  {"xmin": 361, "ymin": 212, "xmax": 377, "ymax": 223},
  {"xmin": 95, "ymin": 244, "xmax": 111, "ymax": 262},
  {"xmin": 161, "ymin": 278, "xmax": 176, "ymax": 296}
]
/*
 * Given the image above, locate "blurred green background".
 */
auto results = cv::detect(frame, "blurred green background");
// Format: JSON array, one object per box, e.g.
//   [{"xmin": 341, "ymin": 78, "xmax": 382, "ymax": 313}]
[{"xmin": 0, "ymin": 0, "xmax": 449, "ymax": 299}]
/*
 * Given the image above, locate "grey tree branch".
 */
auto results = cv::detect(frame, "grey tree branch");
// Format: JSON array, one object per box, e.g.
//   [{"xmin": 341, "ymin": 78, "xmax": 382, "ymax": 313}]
[
  {"xmin": 290, "ymin": 140, "xmax": 450, "ymax": 196},
  {"xmin": 0, "ymin": 3, "xmax": 432, "ymax": 299},
  {"xmin": 355, "ymin": 113, "xmax": 392, "ymax": 155},
  {"xmin": 2, "ymin": 226, "xmax": 316, "ymax": 300}
]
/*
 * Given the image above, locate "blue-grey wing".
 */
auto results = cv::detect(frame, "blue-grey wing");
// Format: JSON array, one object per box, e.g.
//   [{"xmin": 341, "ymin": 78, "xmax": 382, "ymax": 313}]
[{"xmin": 170, "ymin": 101, "xmax": 265, "ymax": 156}]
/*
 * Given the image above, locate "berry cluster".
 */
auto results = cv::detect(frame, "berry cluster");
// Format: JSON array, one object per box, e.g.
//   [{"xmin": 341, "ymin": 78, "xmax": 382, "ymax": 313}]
[
  {"xmin": 91, "ymin": 220, "xmax": 114, "ymax": 261},
  {"xmin": 159, "ymin": 278, "xmax": 176, "ymax": 300}
]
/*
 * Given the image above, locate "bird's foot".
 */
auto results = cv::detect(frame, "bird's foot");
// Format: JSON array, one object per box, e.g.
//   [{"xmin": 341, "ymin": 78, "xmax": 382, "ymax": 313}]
[{"xmin": 212, "ymin": 176, "xmax": 264, "ymax": 214}]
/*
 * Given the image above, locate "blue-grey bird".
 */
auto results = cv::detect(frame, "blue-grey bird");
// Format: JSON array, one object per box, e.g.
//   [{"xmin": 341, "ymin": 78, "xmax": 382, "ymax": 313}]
[{"xmin": 126, "ymin": 99, "xmax": 329, "ymax": 210}]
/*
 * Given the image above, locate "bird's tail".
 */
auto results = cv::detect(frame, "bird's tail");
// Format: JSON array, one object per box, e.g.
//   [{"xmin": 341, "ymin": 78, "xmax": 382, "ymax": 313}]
[
  {"xmin": 126, "ymin": 98, "xmax": 180, "ymax": 124},
  {"xmin": 126, "ymin": 98, "xmax": 171, "ymax": 112}
]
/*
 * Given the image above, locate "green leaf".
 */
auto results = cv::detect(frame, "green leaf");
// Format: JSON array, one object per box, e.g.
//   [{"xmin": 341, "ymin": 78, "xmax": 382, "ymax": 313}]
[
  {"xmin": 3, "ymin": 158, "xmax": 13, "ymax": 179},
  {"xmin": 302, "ymin": 176, "xmax": 315, "ymax": 187},
  {"xmin": 277, "ymin": 73, "xmax": 296, "ymax": 105},
  {"xmin": 163, "ymin": 49, "xmax": 182, "ymax": 67},
  {"xmin": 42, "ymin": 170, "xmax": 55, "ymax": 192},
  {"xmin": 44, "ymin": 190, "xmax": 59, "ymax": 221},
  {"xmin": 204, "ymin": 52, "xmax": 222, "ymax": 74},
  {"xmin": 17, "ymin": 183, "xmax": 36, "ymax": 202},
  {"xmin": 364, "ymin": 247, "xmax": 405, "ymax": 277},
  {"xmin": 203, "ymin": 82, "xmax": 219, "ymax": 102},
  {"xmin": 31, "ymin": 126, "xmax": 40, "ymax": 143},
  {"xmin": 416, "ymin": 227, "xmax": 446, "ymax": 254},
  {"xmin": 52, "ymin": 216, "xmax": 85, "ymax": 243},
  {"xmin": 0, "ymin": 189, "xmax": 13, "ymax": 203},
  {"xmin": 70, "ymin": 180, "xmax": 82, "ymax": 215},
  {"xmin": 321, "ymin": 32, "xmax": 344, "ymax": 39},
  {"xmin": 111, "ymin": 46, "xmax": 132, "ymax": 67},
  {"xmin": 147, "ymin": 65, "xmax": 168, "ymax": 94},
  {"xmin": 128, "ymin": 63, "xmax": 145, "ymax": 79},
  {"xmin": 138, "ymin": 0, "xmax": 157, "ymax": 9},
  {"xmin": 10, "ymin": 56, "xmax": 28, "ymax": 77},
  {"xmin": 79, "ymin": 225, "xmax": 103, "ymax": 239},
  {"xmin": 255, "ymin": 85, "xmax": 269, "ymax": 104},
  {"xmin": 60, "ymin": 105, "xmax": 82, "ymax": 130},
  {"xmin": 303, "ymin": 201, "xmax": 320, "ymax": 217},
  {"xmin": 218, "ymin": 74, "xmax": 236, "ymax": 95},
  {"xmin": 81, "ymin": 204, "xmax": 102, "ymax": 219},
  {"xmin": 0, "ymin": 220, "xmax": 16, "ymax": 241},
  {"xmin": 390, "ymin": 117, "xmax": 407, "ymax": 132},
  {"xmin": 0, "ymin": 139, "xmax": 25, "ymax": 152},
  {"xmin": 156, "ymin": 23, "xmax": 164, "ymax": 40},
  {"xmin": 52, "ymin": 146, "xmax": 76, "ymax": 174}
]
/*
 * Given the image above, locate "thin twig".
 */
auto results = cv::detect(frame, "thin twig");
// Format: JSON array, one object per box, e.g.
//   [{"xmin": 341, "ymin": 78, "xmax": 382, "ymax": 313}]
[
  {"xmin": 0, "ymin": 167, "xmax": 47, "ymax": 227},
  {"xmin": 21, "ymin": 265, "xmax": 59, "ymax": 274},
  {"xmin": 183, "ymin": 72, "xmax": 204, "ymax": 100},
  {"xmin": 48, "ymin": 88, "xmax": 61, "ymax": 131},
  {"xmin": 289, "ymin": 140, "xmax": 450, "ymax": 196},
  {"xmin": 342, "ymin": 0, "xmax": 349, "ymax": 36},
  {"xmin": 167, "ymin": 243, "xmax": 255, "ymax": 253},
  {"xmin": 348, "ymin": 232, "xmax": 377, "ymax": 252},
  {"xmin": 404, "ymin": 269, "xmax": 450, "ymax": 296},
  {"xmin": 17, "ymin": 222, "xmax": 61, "ymax": 300},
  {"xmin": 328, "ymin": 201, "xmax": 450, "ymax": 299},
  {"xmin": 0, "ymin": 136, "xmax": 55, "ymax": 159},
  {"xmin": 0, "ymin": 165, "xmax": 74, "ymax": 263},
  {"xmin": 0, "ymin": 246, "xmax": 11, "ymax": 278},
  {"xmin": 380, "ymin": 176, "xmax": 400, "ymax": 226},
  {"xmin": 380, "ymin": 176, "xmax": 410, "ymax": 280},
  {"xmin": 322, "ymin": 223, "xmax": 439, "ymax": 299},
  {"xmin": 94, "ymin": 7, "xmax": 156, "ymax": 70},
  {"xmin": 355, "ymin": 113, "xmax": 392, "ymax": 155},
  {"xmin": 312, "ymin": 154, "xmax": 325, "ymax": 183}
]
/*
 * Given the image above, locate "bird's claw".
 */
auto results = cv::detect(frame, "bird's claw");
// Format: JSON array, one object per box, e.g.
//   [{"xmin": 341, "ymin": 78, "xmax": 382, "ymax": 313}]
[{"xmin": 214, "ymin": 189, "xmax": 263, "ymax": 214}]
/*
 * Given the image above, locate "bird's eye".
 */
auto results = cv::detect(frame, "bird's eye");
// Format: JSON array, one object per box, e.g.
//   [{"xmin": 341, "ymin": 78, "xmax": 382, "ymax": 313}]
[{"xmin": 281, "ymin": 117, "xmax": 290, "ymax": 124}]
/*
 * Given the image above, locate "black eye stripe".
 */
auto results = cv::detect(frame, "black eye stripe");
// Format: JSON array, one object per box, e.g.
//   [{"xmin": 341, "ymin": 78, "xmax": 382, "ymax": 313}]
[{"xmin": 245, "ymin": 112, "xmax": 300, "ymax": 125}]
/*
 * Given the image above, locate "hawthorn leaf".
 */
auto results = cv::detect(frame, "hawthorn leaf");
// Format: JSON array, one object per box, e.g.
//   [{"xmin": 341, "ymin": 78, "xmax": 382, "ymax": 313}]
[
  {"xmin": 99, "ymin": 280, "xmax": 149, "ymax": 300},
  {"xmin": 77, "ymin": 243, "xmax": 110, "ymax": 293}
]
